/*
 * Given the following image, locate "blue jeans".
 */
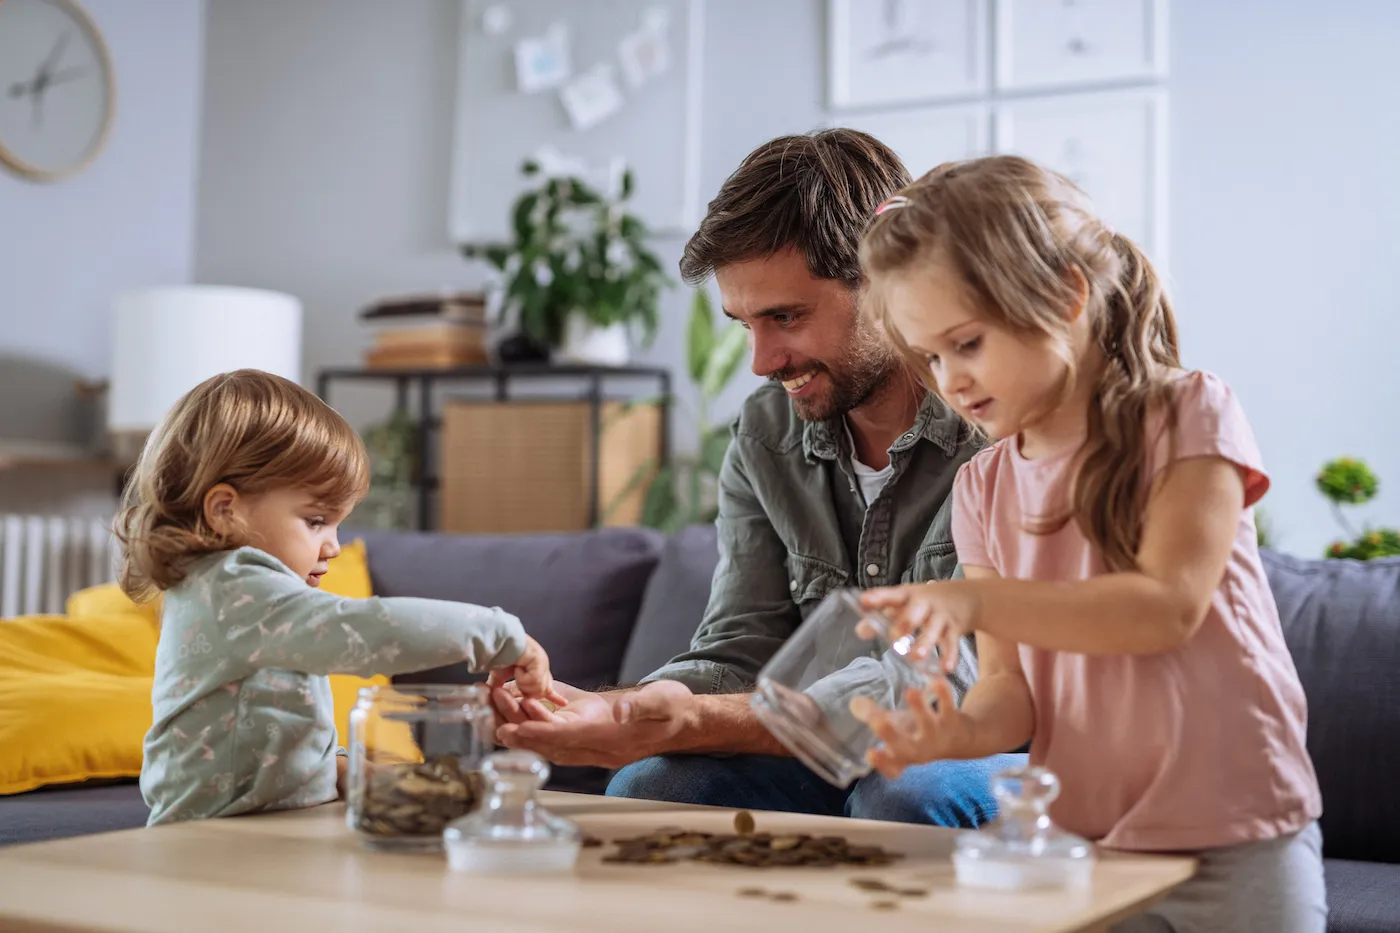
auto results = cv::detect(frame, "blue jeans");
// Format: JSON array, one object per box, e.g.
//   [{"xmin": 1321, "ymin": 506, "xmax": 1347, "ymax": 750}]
[{"xmin": 606, "ymin": 753, "xmax": 1026, "ymax": 828}]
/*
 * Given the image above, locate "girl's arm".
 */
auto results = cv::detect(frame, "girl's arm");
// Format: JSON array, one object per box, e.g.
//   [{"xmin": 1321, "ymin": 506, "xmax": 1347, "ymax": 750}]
[
  {"xmin": 864, "ymin": 455, "xmax": 1249, "ymax": 660},
  {"xmin": 860, "ymin": 567, "xmax": 1035, "ymax": 775},
  {"xmin": 973, "ymin": 456, "xmax": 1246, "ymax": 654}
]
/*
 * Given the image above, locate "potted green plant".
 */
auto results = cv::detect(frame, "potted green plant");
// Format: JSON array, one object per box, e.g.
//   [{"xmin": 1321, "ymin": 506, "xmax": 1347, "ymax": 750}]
[
  {"xmin": 461, "ymin": 158, "xmax": 671, "ymax": 365},
  {"xmin": 602, "ymin": 288, "xmax": 749, "ymax": 532},
  {"xmin": 1317, "ymin": 457, "xmax": 1400, "ymax": 560}
]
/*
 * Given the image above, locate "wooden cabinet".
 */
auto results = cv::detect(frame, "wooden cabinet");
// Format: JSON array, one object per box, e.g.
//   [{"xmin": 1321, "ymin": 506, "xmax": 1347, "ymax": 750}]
[{"xmin": 438, "ymin": 399, "xmax": 662, "ymax": 535}]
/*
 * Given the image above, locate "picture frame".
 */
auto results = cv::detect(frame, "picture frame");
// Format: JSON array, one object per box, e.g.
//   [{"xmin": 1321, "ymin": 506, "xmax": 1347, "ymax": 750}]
[
  {"xmin": 830, "ymin": 103, "xmax": 990, "ymax": 179},
  {"xmin": 993, "ymin": 88, "xmax": 1169, "ymax": 270},
  {"xmin": 827, "ymin": 0, "xmax": 988, "ymax": 111}
]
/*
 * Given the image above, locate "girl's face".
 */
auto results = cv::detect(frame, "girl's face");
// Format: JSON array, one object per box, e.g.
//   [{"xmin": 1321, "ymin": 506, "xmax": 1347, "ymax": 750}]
[
  {"xmin": 882, "ymin": 257, "xmax": 1078, "ymax": 444},
  {"xmin": 209, "ymin": 486, "xmax": 349, "ymax": 586}
]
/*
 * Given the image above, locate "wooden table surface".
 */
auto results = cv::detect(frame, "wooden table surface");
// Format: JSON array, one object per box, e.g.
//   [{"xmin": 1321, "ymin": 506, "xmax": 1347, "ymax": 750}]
[{"xmin": 0, "ymin": 792, "xmax": 1193, "ymax": 933}]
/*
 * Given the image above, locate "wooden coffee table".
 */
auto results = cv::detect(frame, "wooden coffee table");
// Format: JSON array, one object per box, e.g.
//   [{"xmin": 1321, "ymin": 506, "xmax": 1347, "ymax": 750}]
[{"xmin": 0, "ymin": 792, "xmax": 1193, "ymax": 933}]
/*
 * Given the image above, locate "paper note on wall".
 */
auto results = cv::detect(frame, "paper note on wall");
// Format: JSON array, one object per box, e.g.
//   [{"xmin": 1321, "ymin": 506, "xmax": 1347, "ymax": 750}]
[
  {"xmin": 558, "ymin": 63, "xmax": 625, "ymax": 131},
  {"xmin": 514, "ymin": 22, "xmax": 571, "ymax": 93},
  {"xmin": 617, "ymin": 20, "xmax": 671, "ymax": 89}
]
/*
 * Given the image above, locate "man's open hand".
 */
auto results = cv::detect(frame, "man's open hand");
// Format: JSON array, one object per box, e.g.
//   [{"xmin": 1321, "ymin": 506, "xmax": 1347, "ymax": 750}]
[{"xmin": 491, "ymin": 679, "xmax": 695, "ymax": 769}]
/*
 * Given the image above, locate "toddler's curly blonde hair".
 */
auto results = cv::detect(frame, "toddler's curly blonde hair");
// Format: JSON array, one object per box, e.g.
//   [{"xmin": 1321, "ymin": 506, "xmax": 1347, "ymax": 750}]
[{"xmin": 114, "ymin": 369, "xmax": 370, "ymax": 600}]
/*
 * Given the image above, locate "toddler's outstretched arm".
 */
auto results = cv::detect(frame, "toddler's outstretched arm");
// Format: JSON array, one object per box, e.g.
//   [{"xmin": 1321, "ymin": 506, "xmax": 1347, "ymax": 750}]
[{"xmin": 200, "ymin": 548, "xmax": 530, "ymax": 681}]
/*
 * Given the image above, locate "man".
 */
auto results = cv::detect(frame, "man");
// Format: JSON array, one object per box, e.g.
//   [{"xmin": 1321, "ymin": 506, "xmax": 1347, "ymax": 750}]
[{"xmin": 494, "ymin": 128, "xmax": 1025, "ymax": 827}]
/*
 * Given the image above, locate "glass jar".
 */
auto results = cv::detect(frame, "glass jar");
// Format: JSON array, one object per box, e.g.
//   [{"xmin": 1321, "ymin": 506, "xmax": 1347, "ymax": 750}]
[
  {"xmin": 346, "ymin": 683, "xmax": 495, "ymax": 851},
  {"xmin": 750, "ymin": 587, "xmax": 949, "ymax": 787}
]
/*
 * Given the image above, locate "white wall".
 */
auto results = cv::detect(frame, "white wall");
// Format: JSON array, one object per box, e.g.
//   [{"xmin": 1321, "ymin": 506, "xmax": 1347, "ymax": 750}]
[
  {"xmin": 1167, "ymin": 0, "xmax": 1400, "ymax": 557},
  {"xmin": 0, "ymin": 0, "xmax": 204, "ymax": 515},
  {"xmin": 194, "ymin": 0, "xmax": 1399, "ymax": 558}
]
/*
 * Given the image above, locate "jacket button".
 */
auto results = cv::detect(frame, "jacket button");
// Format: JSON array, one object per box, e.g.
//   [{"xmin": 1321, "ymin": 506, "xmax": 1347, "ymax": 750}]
[
  {"xmin": 789, "ymin": 579, "xmax": 798, "ymax": 591},
  {"xmin": 865, "ymin": 563, "xmax": 880, "ymax": 577},
  {"xmin": 903, "ymin": 432, "xmax": 915, "ymax": 440}
]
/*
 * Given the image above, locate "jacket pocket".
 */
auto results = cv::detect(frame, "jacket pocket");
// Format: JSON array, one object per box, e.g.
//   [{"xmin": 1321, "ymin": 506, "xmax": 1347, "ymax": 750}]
[
  {"xmin": 784, "ymin": 553, "xmax": 850, "ymax": 609},
  {"xmin": 899, "ymin": 540, "xmax": 958, "ymax": 584}
]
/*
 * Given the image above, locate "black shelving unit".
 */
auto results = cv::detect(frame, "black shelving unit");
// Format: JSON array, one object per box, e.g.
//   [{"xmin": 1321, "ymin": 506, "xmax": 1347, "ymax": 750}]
[{"xmin": 316, "ymin": 363, "xmax": 672, "ymax": 531}]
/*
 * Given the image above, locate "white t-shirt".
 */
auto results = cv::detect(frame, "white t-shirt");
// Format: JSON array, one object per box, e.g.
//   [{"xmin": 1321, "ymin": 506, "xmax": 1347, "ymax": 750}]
[{"xmin": 845, "ymin": 419, "xmax": 894, "ymax": 508}]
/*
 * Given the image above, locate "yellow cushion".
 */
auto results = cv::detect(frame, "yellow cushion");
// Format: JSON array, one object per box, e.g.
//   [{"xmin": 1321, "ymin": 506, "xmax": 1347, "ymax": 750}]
[
  {"xmin": 0, "ymin": 613, "xmax": 158, "ymax": 794},
  {"xmin": 1, "ymin": 538, "xmax": 400, "ymax": 795}
]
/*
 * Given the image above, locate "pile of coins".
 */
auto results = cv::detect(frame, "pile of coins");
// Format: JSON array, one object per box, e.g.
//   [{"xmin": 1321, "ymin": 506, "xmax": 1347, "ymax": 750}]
[
  {"xmin": 599, "ymin": 811, "xmax": 903, "ymax": 868},
  {"xmin": 354, "ymin": 754, "xmax": 483, "ymax": 838}
]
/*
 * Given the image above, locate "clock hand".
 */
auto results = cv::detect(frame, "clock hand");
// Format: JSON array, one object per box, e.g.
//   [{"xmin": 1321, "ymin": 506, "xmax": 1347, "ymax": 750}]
[
  {"xmin": 43, "ymin": 66, "xmax": 88, "ymax": 87},
  {"xmin": 38, "ymin": 31, "xmax": 71, "ymax": 80}
]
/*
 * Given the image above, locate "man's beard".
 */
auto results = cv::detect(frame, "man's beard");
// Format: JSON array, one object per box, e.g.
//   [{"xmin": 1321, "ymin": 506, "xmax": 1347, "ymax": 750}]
[{"xmin": 771, "ymin": 319, "xmax": 899, "ymax": 423}]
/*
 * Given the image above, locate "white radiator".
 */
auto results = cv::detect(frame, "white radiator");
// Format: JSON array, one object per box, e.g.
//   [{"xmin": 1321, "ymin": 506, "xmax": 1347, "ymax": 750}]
[{"xmin": 0, "ymin": 515, "xmax": 119, "ymax": 617}]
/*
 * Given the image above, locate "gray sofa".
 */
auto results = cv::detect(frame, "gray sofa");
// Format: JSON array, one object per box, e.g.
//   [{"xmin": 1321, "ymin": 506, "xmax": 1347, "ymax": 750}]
[{"xmin": 1, "ymin": 525, "xmax": 1395, "ymax": 932}]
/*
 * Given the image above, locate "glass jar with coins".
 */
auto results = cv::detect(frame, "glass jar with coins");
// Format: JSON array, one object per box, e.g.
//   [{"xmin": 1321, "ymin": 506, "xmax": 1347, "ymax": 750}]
[{"xmin": 345, "ymin": 683, "xmax": 495, "ymax": 851}]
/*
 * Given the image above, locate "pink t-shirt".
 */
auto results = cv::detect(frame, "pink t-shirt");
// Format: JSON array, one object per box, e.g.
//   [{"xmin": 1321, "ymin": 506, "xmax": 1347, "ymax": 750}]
[{"xmin": 952, "ymin": 370, "xmax": 1321, "ymax": 852}]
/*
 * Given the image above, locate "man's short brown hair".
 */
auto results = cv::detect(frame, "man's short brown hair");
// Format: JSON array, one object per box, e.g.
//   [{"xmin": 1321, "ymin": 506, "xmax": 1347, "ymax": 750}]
[{"xmin": 679, "ymin": 128, "xmax": 910, "ymax": 288}]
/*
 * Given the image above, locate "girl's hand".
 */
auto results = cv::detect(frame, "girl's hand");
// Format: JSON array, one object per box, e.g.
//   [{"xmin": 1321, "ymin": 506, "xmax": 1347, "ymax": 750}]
[
  {"xmin": 487, "ymin": 636, "xmax": 569, "ymax": 708},
  {"xmin": 849, "ymin": 678, "xmax": 977, "ymax": 778},
  {"xmin": 858, "ymin": 581, "xmax": 982, "ymax": 673}
]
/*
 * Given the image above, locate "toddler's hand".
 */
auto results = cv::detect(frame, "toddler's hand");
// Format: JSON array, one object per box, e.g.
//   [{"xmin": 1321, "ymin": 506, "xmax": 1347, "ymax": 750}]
[
  {"xmin": 858, "ymin": 581, "xmax": 981, "ymax": 673},
  {"xmin": 487, "ymin": 636, "xmax": 568, "ymax": 708},
  {"xmin": 849, "ymin": 677, "xmax": 976, "ymax": 779}
]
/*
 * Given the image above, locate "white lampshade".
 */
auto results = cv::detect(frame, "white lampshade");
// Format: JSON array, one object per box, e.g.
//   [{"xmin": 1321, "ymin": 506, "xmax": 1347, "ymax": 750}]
[{"xmin": 108, "ymin": 285, "xmax": 303, "ymax": 433}]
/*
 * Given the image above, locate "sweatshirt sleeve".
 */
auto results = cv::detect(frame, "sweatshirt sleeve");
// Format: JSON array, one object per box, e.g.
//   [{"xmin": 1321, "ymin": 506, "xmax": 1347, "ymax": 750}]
[{"xmin": 188, "ymin": 548, "xmax": 527, "ymax": 680}]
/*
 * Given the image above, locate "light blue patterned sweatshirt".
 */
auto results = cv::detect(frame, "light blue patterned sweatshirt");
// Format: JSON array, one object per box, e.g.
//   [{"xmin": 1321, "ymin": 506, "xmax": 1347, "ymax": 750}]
[{"xmin": 141, "ymin": 546, "xmax": 526, "ymax": 826}]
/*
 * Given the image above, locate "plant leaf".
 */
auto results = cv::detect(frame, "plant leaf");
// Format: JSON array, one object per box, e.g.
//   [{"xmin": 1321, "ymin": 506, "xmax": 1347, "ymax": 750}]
[
  {"xmin": 597, "ymin": 457, "xmax": 659, "ymax": 526},
  {"xmin": 700, "ymin": 426, "xmax": 732, "ymax": 476},
  {"xmin": 640, "ymin": 465, "xmax": 679, "ymax": 529},
  {"xmin": 701, "ymin": 321, "xmax": 750, "ymax": 399},
  {"xmin": 687, "ymin": 289, "xmax": 715, "ymax": 385}
]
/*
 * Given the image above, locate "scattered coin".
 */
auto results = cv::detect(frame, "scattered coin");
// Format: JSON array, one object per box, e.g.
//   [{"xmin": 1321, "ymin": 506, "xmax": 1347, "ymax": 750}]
[
  {"xmin": 769, "ymin": 892, "xmax": 798, "ymax": 902},
  {"xmin": 354, "ymin": 754, "xmax": 482, "ymax": 838},
  {"xmin": 871, "ymin": 900, "xmax": 900, "ymax": 911},
  {"xmin": 733, "ymin": 809, "xmax": 756, "ymax": 836},
  {"xmin": 600, "ymin": 827, "xmax": 904, "ymax": 868},
  {"xmin": 738, "ymin": 887, "xmax": 767, "ymax": 898},
  {"xmin": 895, "ymin": 887, "xmax": 928, "ymax": 898},
  {"xmin": 850, "ymin": 878, "xmax": 893, "ymax": 892}
]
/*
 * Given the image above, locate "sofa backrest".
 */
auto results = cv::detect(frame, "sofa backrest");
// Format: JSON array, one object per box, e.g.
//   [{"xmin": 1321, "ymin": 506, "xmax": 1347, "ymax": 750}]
[
  {"xmin": 355, "ymin": 526, "xmax": 665, "ymax": 691},
  {"xmin": 1262, "ymin": 549, "xmax": 1400, "ymax": 863}
]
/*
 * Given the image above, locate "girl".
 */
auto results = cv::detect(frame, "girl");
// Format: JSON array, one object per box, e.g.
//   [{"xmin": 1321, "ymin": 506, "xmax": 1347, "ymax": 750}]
[
  {"xmin": 852, "ymin": 156, "xmax": 1325, "ymax": 932},
  {"xmin": 117, "ymin": 369, "xmax": 564, "ymax": 826}
]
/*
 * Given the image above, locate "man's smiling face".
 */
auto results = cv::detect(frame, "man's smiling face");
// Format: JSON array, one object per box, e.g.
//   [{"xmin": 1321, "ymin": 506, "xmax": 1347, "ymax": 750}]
[{"xmin": 715, "ymin": 247, "xmax": 898, "ymax": 422}]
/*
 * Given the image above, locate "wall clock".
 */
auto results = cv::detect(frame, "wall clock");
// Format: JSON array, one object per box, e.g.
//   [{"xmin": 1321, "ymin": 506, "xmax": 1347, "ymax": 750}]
[{"xmin": 0, "ymin": 0, "xmax": 114, "ymax": 181}]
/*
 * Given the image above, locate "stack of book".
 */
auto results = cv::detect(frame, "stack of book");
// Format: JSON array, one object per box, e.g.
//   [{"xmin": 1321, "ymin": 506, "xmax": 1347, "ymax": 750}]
[{"xmin": 360, "ymin": 292, "xmax": 489, "ymax": 370}]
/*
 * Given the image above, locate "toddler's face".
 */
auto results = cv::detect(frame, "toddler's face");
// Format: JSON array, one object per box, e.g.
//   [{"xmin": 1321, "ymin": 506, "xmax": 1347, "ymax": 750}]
[
  {"xmin": 880, "ymin": 259, "xmax": 1068, "ymax": 441},
  {"xmin": 231, "ymin": 488, "xmax": 349, "ymax": 587}
]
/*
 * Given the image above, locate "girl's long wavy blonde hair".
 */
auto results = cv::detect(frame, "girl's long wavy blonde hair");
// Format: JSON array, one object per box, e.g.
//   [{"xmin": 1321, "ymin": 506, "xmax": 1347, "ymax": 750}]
[
  {"xmin": 114, "ymin": 369, "xmax": 370, "ymax": 600},
  {"xmin": 861, "ymin": 155, "xmax": 1180, "ymax": 572}
]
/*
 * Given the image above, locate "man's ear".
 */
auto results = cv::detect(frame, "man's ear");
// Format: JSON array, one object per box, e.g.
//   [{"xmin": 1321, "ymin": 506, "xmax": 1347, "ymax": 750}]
[{"xmin": 203, "ymin": 483, "xmax": 240, "ymax": 537}]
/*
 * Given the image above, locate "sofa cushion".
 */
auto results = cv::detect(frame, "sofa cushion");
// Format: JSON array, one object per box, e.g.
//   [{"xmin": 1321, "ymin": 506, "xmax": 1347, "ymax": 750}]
[
  {"xmin": 0, "ymin": 782, "xmax": 149, "ymax": 847},
  {"xmin": 1262, "ymin": 550, "xmax": 1400, "ymax": 864},
  {"xmin": 356, "ymin": 526, "xmax": 665, "ymax": 691},
  {"xmin": 617, "ymin": 524, "xmax": 721, "ymax": 685},
  {"xmin": 1323, "ymin": 858, "xmax": 1400, "ymax": 933}
]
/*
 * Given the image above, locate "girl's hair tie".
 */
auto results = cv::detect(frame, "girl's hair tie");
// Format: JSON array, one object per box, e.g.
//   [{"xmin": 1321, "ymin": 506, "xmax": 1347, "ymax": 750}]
[{"xmin": 874, "ymin": 195, "xmax": 910, "ymax": 216}]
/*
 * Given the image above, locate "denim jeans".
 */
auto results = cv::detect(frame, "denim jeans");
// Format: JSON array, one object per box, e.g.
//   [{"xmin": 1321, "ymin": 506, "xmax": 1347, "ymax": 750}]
[{"xmin": 605, "ymin": 753, "xmax": 1027, "ymax": 828}]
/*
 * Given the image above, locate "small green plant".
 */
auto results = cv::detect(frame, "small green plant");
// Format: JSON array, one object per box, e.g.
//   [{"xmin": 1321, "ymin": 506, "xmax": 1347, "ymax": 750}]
[
  {"xmin": 461, "ymin": 158, "xmax": 671, "ymax": 350},
  {"xmin": 358, "ymin": 409, "xmax": 418, "ymax": 530},
  {"xmin": 602, "ymin": 288, "xmax": 749, "ymax": 532},
  {"xmin": 1317, "ymin": 457, "xmax": 1400, "ymax": 560}
]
